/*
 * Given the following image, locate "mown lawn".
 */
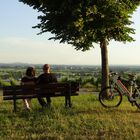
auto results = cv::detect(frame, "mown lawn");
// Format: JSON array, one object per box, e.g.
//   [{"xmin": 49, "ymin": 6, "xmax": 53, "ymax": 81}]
[{"xmin": 0, "ymin": 93, "xmax": 140, "ymax": 140}]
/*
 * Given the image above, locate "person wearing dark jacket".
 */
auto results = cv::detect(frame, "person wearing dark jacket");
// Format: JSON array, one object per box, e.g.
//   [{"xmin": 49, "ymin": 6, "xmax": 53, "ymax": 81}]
[
  {"xmin": 37, "ymin": 64, "xmax": 57, "ymax": 108},
  {"xmin": 21, "ymin": 67, "xmax": 36, "ymax": 111}
]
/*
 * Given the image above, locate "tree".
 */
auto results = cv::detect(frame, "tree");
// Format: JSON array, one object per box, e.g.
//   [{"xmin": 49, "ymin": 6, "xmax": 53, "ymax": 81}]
[{"xmin": 19, "ymin": 0, "xmax": 140, "ymax": 89}]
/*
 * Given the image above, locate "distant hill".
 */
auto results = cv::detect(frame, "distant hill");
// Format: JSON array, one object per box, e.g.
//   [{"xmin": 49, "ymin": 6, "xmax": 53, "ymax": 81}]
[
  {"xmin": 0, "ymin": 63, "xmax": 26, "ymax": 68},
  {"xmin": 0, "ymin": 63, "xmax": 42, "ymax": 68},
  {"xmin": 0, "ymin": 63, "xmax": 140, "ymax": 73}
]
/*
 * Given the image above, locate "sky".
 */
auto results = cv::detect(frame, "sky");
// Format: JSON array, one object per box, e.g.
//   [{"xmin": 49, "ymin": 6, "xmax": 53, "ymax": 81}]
[{"xmin": 0, "ymin": 0, "xmax": 140, "ymax": 65}]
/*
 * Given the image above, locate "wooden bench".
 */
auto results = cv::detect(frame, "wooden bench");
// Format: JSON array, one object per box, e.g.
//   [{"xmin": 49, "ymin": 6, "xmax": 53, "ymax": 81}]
[{"xmin": 3, "ymin": 82, "xmax": 79, "ymax": 112}]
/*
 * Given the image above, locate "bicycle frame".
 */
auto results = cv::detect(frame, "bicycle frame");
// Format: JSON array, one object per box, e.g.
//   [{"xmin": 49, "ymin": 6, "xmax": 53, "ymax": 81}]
[
  {"xmin": 99, "ymin": 72, "xmax": 140, "ymax": 109},
  {"xmin": 111, "ymin": 75, "xmax": 131, "ymax": 97}
]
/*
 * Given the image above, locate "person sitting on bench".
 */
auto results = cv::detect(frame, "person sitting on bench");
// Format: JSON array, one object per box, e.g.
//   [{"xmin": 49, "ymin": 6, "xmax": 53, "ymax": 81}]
[
  {"xmin": 21, "ymin": 67, "xmax": 36, "ymax": 111},
  {"xmin": 37, "ymin": 64, "xmax": 57, "ymax": 108}
]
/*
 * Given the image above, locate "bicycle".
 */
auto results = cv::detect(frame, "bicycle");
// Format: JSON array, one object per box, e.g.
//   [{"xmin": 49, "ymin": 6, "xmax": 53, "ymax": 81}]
[{"xmin": 99, "ymin": 72, "xmax": 140, "ymax": 109}]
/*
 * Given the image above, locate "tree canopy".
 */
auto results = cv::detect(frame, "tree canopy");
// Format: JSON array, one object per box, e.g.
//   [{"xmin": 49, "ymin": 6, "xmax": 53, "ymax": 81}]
[
  {"xmin": 19, "ymin": 0, "xmax": 140, "ymax": 51},
  {"xmin": 19, "ymin": 0, "xmax": 140, "ymax": 89}
]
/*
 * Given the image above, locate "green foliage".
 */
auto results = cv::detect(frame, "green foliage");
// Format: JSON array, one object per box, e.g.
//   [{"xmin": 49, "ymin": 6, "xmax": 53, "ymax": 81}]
[
  {"xmin": 95, "ymin": 76, "xmax": 102, "ymax": 89},
  {"xmin": 0, "ymin": 77, "xmax": 19, "ymax": 87},
  {"xmin": 136, "ymin": 76, "xmax": 140, "ymax": 85},
  {"xmin": 19, "ymin": 0, "xmax": 140, "ymax": 50},
  {"xmin": 0, "ymin": 78, "xmax": 11, "ymax": 87},
  {"xmin": 60, "ymin": 77, "xmax": 68, "ymax": 82},
  {"xmin": 75, "ymin": 77, "xmax": 82, "ymax": 84},
  {"xmin": 9, "ymin": 78, "xmax": 20, "ymax": 86},
  {"xmin": 82, "ymin": 82, "xmax": 94, "ymax": 88}
]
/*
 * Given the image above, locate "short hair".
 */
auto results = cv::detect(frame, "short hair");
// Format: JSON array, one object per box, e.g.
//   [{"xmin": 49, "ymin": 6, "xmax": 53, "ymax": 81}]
[{"xmin": 43, "ymin": 64, "xmax": 50, "ymax": 70}]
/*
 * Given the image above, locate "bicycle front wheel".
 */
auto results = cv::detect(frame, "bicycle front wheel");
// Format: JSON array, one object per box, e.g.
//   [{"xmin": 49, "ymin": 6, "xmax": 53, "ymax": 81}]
[
  {"xmin": 133, "ymin": 87, "xmax": 140, "ymax": 109},
  {"xmin": 99, "ymin": 86, "xmax": 122, "ymax": 108}
]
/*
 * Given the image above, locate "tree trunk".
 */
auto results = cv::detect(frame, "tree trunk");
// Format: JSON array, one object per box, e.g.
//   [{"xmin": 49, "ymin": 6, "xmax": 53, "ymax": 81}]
[{"xmin": 100, "ymin": 39, "xmax": 109, "ymax": 90}]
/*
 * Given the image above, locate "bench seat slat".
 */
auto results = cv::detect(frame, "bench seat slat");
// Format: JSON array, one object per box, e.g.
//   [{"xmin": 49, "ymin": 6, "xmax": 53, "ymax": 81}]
[
  {"xmin": 3, "ymin": 88, "xmax": 70, "ymax": 96},
  {"xmin": 3, "ymin": 95, "xmax": 38, "ymax": 100},
  {"xmin": 3, "ymin": 93, "xmax": 79, "ymax": 100}
]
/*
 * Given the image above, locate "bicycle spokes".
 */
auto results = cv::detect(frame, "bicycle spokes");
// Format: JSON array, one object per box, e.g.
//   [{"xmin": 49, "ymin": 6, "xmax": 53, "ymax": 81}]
[
  {"xmin": 133, "ymin": 89, "xmax": 140, "ymax": 109},
  {"xmin": 99, "ymin": 87, "xmax": 122, "ymax": 108}
]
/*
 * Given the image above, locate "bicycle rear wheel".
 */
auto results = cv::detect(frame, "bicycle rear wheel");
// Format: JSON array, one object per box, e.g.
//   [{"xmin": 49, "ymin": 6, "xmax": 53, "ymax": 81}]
[
  {"xmin": 99, "ymin": 86, "xmax": 122, "ymax": 108},
  {"xmin": 133, "ymin": 88, "xmax": 140, "ymax": 109}
]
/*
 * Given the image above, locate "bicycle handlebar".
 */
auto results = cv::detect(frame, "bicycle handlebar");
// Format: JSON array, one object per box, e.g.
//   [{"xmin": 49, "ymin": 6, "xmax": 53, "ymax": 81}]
[
  {"xmin": 109, "ymin": 72, "xmax": 118, "ymax": 76},
  {"xmin": 109, "ymin": 71, "xmax": 136, "ymax": 81},
  {"xmin": 127, "ymin": 73, "xmax": 136, "ymax": 78}
]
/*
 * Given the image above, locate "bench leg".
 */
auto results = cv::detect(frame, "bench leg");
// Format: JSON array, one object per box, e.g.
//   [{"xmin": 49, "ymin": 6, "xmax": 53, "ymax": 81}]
[
  {"xmin": 13, "ymin": 99, "xmax": 17, "ymax": 112},
  {"xmin": 65, "ymin": 96, "xmax": 68, "ymax": 107},
  {"xmin": 65, "ymin": 96, "xmax": 72, "ymax": 107},
  {"xmin": 69, "ymin": 96, "xmax": 72, "ymax": 107}
]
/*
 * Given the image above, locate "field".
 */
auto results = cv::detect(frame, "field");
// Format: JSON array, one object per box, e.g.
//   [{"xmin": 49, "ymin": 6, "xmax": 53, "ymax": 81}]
[{"xmin": 0, "ymin": 93, "xmax": 140, "ymax": 140}]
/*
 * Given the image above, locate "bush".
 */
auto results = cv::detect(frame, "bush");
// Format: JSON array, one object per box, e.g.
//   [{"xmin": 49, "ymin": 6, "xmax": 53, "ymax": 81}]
[{"xmin": 9, "ymin": 78, "xmax": 20, "ymax": 86}]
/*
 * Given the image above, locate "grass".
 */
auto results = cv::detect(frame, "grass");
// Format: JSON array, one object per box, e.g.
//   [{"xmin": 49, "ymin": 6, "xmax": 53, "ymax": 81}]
[{"xmin": 0, "ymin": 93, "xmax": 140, "ymax": 140}]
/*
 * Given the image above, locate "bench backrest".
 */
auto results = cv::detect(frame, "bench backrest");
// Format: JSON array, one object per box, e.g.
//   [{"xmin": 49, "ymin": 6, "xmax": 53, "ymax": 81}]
[{"xmin": 3, "ymin": 82, "xmax": 79, "ymax": 100}]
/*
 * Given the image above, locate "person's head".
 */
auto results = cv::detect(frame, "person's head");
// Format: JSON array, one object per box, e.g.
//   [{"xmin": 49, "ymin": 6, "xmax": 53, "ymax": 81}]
[
  {"xmin": 43, "ymin": 64, "xmax": 50, "ymax": 73},
  {"xmin": 26, "ymin": 67, "xmax": 36, "ymax": 77}
]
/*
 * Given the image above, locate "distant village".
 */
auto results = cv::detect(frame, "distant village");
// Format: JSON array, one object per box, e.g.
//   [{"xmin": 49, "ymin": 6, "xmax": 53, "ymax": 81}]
[{"xmin": 0, "ymin": 63, "xmax": 140, "ymax": 90}]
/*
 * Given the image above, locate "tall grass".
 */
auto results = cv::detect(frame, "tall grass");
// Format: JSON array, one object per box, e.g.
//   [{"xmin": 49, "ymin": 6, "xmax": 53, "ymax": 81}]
[{"xmin": 0, "ymin": 93, "xmax": 140, "ymax": 140}]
